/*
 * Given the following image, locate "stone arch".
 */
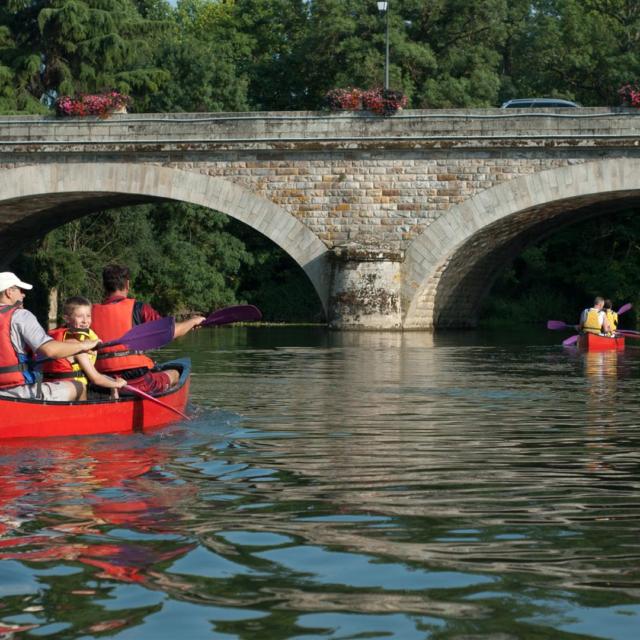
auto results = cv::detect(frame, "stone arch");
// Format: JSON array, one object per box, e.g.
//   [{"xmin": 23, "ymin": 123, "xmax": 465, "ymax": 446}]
[
  {"xmin": 403, "ymin": 158, "xmax": 640, "ymax": 329},
  {"xmin": 0, "ymin": 162, "xmax": 330, "ymax": 311}
]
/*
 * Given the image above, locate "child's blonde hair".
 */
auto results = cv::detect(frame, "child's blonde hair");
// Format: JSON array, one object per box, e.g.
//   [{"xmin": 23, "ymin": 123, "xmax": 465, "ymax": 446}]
[{"xmin": 63, "ymin": 295, "xmax": 91, "ymax": 317}]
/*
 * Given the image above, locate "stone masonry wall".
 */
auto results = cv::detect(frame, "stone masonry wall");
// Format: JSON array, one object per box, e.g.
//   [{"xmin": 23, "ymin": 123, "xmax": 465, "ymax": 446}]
[
  {"xmin": 189, "ymin": 154, "xmax": 587, "ymax": 250},
  {"xmin": 1, "ymin": 108, "xmax": 639, "ymax": 256}
]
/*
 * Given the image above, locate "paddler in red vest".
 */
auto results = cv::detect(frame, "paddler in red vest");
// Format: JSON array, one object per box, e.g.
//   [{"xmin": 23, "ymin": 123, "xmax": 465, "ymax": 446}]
[
  {"xmin": 579, "ymin": 296, "xmax": 611, "ymax": 336},
  {"xmin": 0, "ymin": 272, "xmax": 100, "ymax": 401},
  {"xmin": 41, "ymin": 296, "xmax": 127, "ymax": 400},
  {"xmin": 92, "ymin": 264, "xmax": 205, "ymax": 394}
]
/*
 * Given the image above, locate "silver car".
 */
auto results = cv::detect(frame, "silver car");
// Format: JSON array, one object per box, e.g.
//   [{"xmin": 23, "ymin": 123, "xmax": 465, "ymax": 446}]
[{"xmin": 500, "ymin": 98, "xmax": 580, "ymax": 108}]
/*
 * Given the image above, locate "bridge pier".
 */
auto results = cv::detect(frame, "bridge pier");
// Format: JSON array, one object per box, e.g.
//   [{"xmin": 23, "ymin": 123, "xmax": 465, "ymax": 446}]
[{"xmin": 328, "ymin": 245, "xmax": 403, "ymax": 330}]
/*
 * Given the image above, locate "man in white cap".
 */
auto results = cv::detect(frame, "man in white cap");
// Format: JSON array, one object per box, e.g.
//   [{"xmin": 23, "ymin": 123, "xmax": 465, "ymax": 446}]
[{"xmin": 0, "ymin": 272, "xmax": 99, "ymax": 401}]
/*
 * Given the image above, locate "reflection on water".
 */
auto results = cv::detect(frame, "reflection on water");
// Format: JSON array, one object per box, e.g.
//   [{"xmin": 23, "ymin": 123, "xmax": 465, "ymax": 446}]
[{"xmin": 0, "ymin": 328, "xmax": 639, "ymax": 639}]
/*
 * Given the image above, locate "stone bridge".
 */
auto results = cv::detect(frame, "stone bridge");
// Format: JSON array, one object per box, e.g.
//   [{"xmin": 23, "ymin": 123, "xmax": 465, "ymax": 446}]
[{"xmin": 1, "ymin": 108, "xmax": 639, "ymax": 329}]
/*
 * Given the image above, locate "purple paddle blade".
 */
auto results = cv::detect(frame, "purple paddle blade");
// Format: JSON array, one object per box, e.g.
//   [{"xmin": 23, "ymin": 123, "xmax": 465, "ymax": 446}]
[
  {"xmin": 617, "ymin": 302, "xmax": 632, "ymax": 315},
  {"xmin": 547, "ymin": 320, "xmax": 570, "ymax": 330},
  {"xmin": 201, "ymin": 305, "xmax": 262, "ymax": 328},
  {"xmin": 562, "ymin": 335, "xmax": 579, "ymax": 347},
  {"xmin": 615, "ymin": 330, "xmax": 640, "ymax": 339},
  {"xmin": 99, "ymin": 316, "xmax": 175, "ymax": 351}
]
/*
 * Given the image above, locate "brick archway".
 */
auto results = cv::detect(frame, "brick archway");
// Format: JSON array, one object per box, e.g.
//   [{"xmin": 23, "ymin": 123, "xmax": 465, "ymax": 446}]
[
  {"xmin": 0, "ymin": 162, "xmax": 330, "ymax": 310},
  {"xmin": 403, "ymin": 158, "xmax": 640, "ymax": 328}
]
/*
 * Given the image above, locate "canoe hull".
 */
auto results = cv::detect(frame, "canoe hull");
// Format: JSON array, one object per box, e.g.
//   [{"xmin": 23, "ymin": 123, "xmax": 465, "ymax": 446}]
[
  {"xmin": 0, "ymin": 358, "xmax": 190, "ymax": 440},
  {"xmin": 577, "ymin": 334, "xmax": 625, "ymax": 352}
]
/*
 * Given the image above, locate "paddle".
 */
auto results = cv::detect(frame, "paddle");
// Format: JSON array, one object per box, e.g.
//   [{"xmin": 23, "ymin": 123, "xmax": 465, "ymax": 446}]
[
  {"xmin": 98, "ymin": 316, "xmax": 176, "ymax": 351},
  {"xmin": 122, "ymin": 384, "xmax": 191, "ymax": 421},
  {"xmin": 547, "ymin": 320, "xmax": 577, "ymax": 331},
  {"xmin": 563, "ymin": 335, "xmax": 579, "ymax": 347},
  {"xmin": 614, "ymin": 330, "xmax": 640, "ymax": 339},
  {"xmin": 200, "ymin": 304, "xmax": 262, "ymax": 328}
]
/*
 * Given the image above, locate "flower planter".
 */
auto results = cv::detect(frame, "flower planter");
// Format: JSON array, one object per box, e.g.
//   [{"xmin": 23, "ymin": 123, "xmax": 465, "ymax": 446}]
[
  {"xmin": 325, "ymin": 87, "xmax": 407, "ymax": 116},
  {"xmin": 55, "ymin": 92, "xmax": 132, "ymax": 117}
]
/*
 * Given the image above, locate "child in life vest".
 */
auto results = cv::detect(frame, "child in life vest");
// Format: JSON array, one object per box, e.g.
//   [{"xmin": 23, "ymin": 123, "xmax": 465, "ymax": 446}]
[
  {"xmin": 603, "ymin": 299, "xmax": 618, "ymax": 336},
  {"xmin": 42, "ymin": 296, "xmax": 127, "ymax": 400}
]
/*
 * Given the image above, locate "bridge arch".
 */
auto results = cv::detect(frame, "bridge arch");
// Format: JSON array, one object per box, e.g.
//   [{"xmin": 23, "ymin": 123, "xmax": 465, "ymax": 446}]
[
  {"xmin": 0, "ymin": 162, "xmax": 330, "ymax": 311},
  {"xmin": 403, "ymin": 158, "xmax": 640, "ymax": 328}
]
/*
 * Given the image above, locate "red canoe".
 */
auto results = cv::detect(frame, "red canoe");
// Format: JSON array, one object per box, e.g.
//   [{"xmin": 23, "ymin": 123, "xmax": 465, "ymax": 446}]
[
  {"xmin": 577, "ymin": 333, "xmax": 625, "ymax": 352},
  {"xmin": 0, "ymin": 359, "xmax": 190, "ymax": 440}
]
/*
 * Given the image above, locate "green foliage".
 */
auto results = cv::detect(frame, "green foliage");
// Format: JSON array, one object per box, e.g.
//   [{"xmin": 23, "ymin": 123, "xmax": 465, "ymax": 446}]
[
  {"xmin": 481, "ymin": 209, "xmax": 640, "ymax": 327},
  {"xmin": 10, "ymin": 203, "xmax": 324, "ymax": 325},
  {"xmin": 0, "ymin": 0, "xmax": 169, "ymax": 112},
  {"xmin": 227, "ymin": 219, "xmax": 325, "ymax": 323}
]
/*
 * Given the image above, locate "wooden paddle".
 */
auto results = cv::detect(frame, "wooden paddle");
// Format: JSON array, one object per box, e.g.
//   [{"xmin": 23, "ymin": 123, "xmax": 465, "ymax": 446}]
[{"xmin": 122, "ymin": 384, "xmax": 191, "ymax": 420}]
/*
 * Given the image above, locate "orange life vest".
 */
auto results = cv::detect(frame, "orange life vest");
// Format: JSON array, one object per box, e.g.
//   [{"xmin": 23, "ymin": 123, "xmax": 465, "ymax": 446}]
[
  {"xmin": 0, "ymin": 304, "xmax": 33, "ymax": 388},
  {"xmin": 91, "ymin": 298, "xmax": 154, "ymax": 374}
]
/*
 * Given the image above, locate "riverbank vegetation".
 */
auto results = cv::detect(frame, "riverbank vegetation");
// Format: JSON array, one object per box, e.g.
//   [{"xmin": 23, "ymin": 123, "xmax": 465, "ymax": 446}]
[{"xmin": 2, "ymin": 1, "xmax": 639, "ymax": 324}]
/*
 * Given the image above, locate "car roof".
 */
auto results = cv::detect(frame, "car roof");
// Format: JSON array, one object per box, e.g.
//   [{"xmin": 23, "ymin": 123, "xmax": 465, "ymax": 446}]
[{"xmin": 501, "ymin": 98, "xmax": 580, "ymax": 108}]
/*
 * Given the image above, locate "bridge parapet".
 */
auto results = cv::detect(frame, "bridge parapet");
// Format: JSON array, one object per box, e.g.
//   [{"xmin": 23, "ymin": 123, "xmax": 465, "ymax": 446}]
[{"xmin": 0, "ymin": 108, "xmax": 639, "ymax": 152}]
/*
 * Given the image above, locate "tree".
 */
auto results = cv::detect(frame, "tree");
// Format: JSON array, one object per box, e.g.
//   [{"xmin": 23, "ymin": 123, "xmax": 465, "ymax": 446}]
[
  {"xmin": 500, "ymin": 0, "xmax": 640, "ymax": 106},
  {"xmin": 145, "ymin": 0, "xmax": 250, "ymax": 112},
  {"xmin": 1, "ymin": 0, "xmax": 169, "ymax": 110}
]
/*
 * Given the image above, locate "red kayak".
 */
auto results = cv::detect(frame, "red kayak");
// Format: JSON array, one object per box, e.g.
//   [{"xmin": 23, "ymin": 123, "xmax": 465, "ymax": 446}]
[
  {"xmin": 0, "ymin": 359, "xmax": 190, "ymax": 440},
  {"xmin": 577, "ymin": 333, "xmax": 625, "ymax": 352}
]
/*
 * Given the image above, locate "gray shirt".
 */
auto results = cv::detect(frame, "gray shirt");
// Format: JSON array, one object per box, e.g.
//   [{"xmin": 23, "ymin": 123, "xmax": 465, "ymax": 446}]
[{"xmin": 5, "ymin": 307, "xmax": 52, "ymax": 355}]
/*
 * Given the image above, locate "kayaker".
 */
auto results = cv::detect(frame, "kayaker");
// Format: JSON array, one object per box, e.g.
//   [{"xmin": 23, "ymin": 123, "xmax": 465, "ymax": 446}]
[
  {"xmin": 91, "ymin": 264, "xmax": 205, "ymax": 394},
  {"xmin": 41, "ymin": 296, "xmax": 127, "ymax": 400},
  {"xmin": 0, "ymin": 272, "xmax": 100, "ymax": 401},
  {"xmin": 603, "ymin": 299, "xmax": 618, "ymax": 336},
  {"xmin": 579, "ymin": 296, "xmax": 611, "ymax": 336}
]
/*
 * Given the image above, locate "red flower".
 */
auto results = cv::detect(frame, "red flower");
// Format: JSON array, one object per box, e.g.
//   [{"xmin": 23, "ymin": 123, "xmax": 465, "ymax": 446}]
[{"xmin": 55, "ymin": 91, "xmax": 132, "ymax": 117}]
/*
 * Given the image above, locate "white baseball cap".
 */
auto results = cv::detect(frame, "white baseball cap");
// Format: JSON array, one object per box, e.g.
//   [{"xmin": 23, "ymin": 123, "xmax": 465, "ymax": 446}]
[{"xmin": 0, "ymin": 272, "xmax": 33, "ymax": 293}]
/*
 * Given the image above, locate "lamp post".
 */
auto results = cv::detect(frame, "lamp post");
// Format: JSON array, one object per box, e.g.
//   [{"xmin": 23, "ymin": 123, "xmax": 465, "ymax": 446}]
[{"xmin": 377, "ymin": 1, "xmax": 389, "ymax": 90}]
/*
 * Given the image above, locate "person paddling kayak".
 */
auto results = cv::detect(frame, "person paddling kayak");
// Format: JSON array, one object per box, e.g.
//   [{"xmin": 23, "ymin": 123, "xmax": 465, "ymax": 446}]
[
  {"xmin": 579, "ymin": 296, "xmax": 611, "ymax": 336},
  {"xmin": 91, "ymin": 264, "xmax": 205, "ymax": 394},
  {"xmin": 0, "ymin": 272, "xmax": 99, "ymax": 401},
  {"xmin": 603, "ymin": 299, "xmax": 618, "ymax": 336}
]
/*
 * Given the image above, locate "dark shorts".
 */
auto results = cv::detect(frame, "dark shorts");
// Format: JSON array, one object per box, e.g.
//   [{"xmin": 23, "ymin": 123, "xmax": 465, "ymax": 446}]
[{"xmin": 123, "ymin": 370, "xmax": 173, "ymax": 395}]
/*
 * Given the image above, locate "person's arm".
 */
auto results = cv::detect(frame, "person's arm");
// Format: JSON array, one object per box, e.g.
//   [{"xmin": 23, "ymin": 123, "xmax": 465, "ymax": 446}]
[
  {"xmin": 37, "ymin": 338, "xmax": 100, "ymax": 359},
  {"xmin": 578, "ymin": 310, "xmax": 586, "ymax": 331},
  {"xmin": 137, "ymin": 301, "xmax": 204, "ymax": 339},
  {"xmin": 173, "ymin": 315, "xmax": 206, "ymax": 339},
  {"xmin": 74, "ymin": 353, "xmax": 127, "ymax": 390}
]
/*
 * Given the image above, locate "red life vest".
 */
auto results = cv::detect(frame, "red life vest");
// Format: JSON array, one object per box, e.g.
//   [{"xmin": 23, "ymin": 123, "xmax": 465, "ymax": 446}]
[
  {"xmin": 0, "ymin": 304, "xmax": 31, "ymax": 388},
  {"xmin": 91, "ymin": 298, "xmax": 154, "ymax": 374}
]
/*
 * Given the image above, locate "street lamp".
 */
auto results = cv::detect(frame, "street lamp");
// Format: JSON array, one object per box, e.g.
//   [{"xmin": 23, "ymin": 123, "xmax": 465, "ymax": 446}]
[{"xmin": 377, "ymin": 1, "xmax": 389, "ymax": 90}]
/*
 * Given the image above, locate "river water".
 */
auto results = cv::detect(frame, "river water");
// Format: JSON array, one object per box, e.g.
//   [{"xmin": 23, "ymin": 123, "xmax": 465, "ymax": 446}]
[{"xmin": 0, "ymin": 328, "xmax": 638, "ymax": 639}]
